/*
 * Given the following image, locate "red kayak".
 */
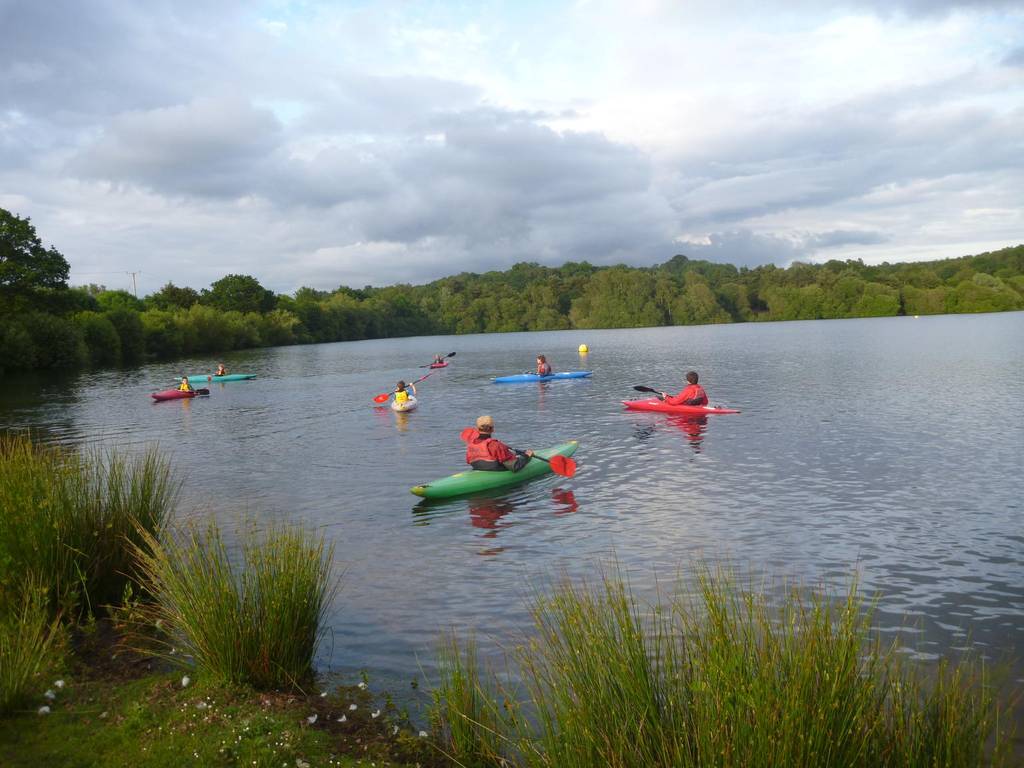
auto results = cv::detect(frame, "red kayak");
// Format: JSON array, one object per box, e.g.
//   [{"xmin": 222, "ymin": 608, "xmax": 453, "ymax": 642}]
[
  {"xmin": 151, "ymin": 388, "xmax": 209, "ymax": 401},
  {"xmin": 622, "ymin": 398, "xmax": 740, "ymax": 415},
  {"xmin": 429, "ymin": 361, "xmax": 449, "ymax": 369}
]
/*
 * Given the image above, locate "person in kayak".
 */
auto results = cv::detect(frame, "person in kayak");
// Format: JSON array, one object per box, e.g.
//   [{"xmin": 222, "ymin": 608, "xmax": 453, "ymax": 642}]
[
  {"xmin": 178, "ymin": 377, "xmax": 193, "ymax": 392},
  {"xmin": 433, "ymin": 354, "xmax": 444, "ymax": 365},
  {"xmin": 462, "ymin": 416, "xmax": 533, "ymax": 471},
  {"xmin": 215, "ymin": 363, "xmax": 228, "ymax": 376},
  {"xmin": 536, "ymin": 355, "xmax": 552, "ymax": 375},
  {"xmin": 660, "ymin": 371, "xmax": 708, "ymax": 406},
  {"xmin": 392, "ymin": 380, "xmax": 416, "ymax": 405}
]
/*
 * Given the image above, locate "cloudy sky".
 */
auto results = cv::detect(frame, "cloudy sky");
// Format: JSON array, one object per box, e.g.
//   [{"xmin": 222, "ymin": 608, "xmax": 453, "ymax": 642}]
[{"xmin": 1, "ymin": 0, "xmax": 1022, "ymax": 295}]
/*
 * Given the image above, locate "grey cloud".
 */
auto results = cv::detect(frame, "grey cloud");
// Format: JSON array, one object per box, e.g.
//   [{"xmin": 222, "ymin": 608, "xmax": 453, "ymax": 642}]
[
  {"xmin": 808, "ymin": 230, "xmax": 888, "ymax": 248},
  {"xmin": 69, "ymin": 97, "xmax": 283, "ymax": 197},
  {"xmin": 1004, "ymin": 46, "xmax": 1024, "ymax": 68}
]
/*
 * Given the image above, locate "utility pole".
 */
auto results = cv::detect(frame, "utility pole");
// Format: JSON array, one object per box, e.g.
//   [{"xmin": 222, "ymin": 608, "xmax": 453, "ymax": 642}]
[{"xmin": 126, "ymin": 271, "xmax": 140, "ymax": 297}]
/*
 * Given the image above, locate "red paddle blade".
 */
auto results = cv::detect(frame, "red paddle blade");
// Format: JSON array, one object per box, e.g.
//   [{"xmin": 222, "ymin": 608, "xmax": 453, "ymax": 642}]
[
  {"xmin": 548, "ymin": 455, "xmax": 577, "ymax": 478},
  {"xmin": 373, "ymin": 393, "xmax": 390, "ymax": 403}
]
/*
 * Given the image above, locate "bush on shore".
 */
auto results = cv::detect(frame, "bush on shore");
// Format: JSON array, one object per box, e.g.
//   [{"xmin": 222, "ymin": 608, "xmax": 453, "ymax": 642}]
[
  {"xmin": 430, "ymin": 569, "xmax": 1013, "ymax": 768},
  {"xmin": 131, "ymin": 521, "xmax": 337, "ymax": 690},
  {"xmin": 0, "ymin": 588, "xmax": 64, "ymax": 715},
  {"xmin": 0, "ymin": 434, "xmax": 177, "ymax": 620}
]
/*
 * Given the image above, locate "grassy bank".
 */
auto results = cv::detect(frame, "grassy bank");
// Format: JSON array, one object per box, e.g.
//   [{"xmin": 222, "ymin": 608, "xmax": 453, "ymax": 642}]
[
  {"xmin": 0, "ymin": 666, "xmax": 430, "ymax": 768},
  {"xmin": 430, "ymin": 570, "xmax": 1015, "ymax": 767}
]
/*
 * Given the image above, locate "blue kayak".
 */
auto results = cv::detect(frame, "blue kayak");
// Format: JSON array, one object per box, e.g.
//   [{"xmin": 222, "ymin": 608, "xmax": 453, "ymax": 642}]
[{"xmin": 492, "ymin": 371, "xmax": 593, "ymax": 384}]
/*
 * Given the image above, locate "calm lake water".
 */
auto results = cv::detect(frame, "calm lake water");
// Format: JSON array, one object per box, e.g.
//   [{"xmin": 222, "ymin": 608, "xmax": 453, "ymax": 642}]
[{"xmin": 3, "ymin": 312, "xmax": 1023, "ymax": 709}]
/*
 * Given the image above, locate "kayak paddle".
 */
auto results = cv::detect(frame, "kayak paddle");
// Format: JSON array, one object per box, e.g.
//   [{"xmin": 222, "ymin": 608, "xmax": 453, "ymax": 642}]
[
  {"xmin": 633, "ymin": 385, "xmax": 665, "ymax": 400},
  {"xmin": 420, "ymin": 351, "xmax": 456, "ymax": 368},
  {"xmin": 516, "ymin": 449, "xmax": 577, "ymax": 478},
  {"xmin": 458, "ymin": 429, "xmax": 577, "ymax": 477},
  {"xmin": 372, "ymin": 371, "xmax": 434, "ymax": 403}
]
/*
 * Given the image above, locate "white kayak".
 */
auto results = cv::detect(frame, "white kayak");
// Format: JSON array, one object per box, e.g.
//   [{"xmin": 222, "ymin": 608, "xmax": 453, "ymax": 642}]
[{"xmin": 391, "ymin": 396, "xmax": 418, "ymax": 412}]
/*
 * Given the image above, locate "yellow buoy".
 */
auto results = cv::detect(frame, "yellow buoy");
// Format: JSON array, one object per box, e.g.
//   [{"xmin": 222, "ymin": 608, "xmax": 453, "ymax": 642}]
[{"xmin": 578, "ymin": 343, "xmax": 589, "ymax": 354}]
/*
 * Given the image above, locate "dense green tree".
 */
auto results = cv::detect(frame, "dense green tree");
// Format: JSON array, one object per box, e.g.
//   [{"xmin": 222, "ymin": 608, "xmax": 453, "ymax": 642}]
[
  {"xmin": 146, "ymin": 282, "xmax": 200, "ymax": 310},
  {"xmin": 96, "ymin": 289, "xmax": 144, "ymax": 313},
  {"xmin": 105, "ymin": 308, "xmax": 146, "ymax": 364},
  {"xmin": 74, "ymin": 311, "xmax": 122, "ymax": 367},
  {"xmin": 0, "ymin": 209, "xmax": 70, "ymax": 311},
  {"xmin": 201, "ymin": 274, "xmax": 276, "ymax": 314}
]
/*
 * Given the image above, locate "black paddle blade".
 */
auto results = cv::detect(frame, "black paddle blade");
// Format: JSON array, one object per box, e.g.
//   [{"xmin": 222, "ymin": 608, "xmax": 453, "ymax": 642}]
[
  {"xmin": 633, "ymin": 385, "xmax": 658, "ymax": 393},
  {"xmin": 448, "ymin": 351, "xmax": 456, "ymax": 357}
]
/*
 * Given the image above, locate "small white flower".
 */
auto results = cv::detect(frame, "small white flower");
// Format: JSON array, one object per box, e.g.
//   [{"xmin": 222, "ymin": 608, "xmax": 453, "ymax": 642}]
[
  {"xmin": 392, "ymin": 725, "xmax": 399, "ymax": 735},
  {"xmin": 371, "ymin": 709, "xmax": 380, "ymax": 719},
  {"xmin": 196, "ymin": 701, "xmax": 208, "ymax": 710},
  {"xmin": 337, "ymin": 715, "xmax": 347, "ymax": 723},
  {"xmin": 100, "ymin": 711, "xmax": 108, "ymax": 719},
  {"xmin": 357, "ymin": 681, "xmax": 367, "ymax": 690},
  {"xmin": 348, "ymin": 704, "xmax": 357, "ymax": 711},
  {"xmin": 320, "ymin": 691, "xmax": 327, "ymax": 698},
  {"xmin": 306, "ymin": 714, "xmax": 317, "ymax": 725},
  {"xmin": 53, "ymin": 680, "xmax": 65, "ymax": 690},
  {"xmin": 181, "ymin": 675, "xmax": 190, "ymax": 688},
  {"xmin": 38, "ymin": 706, "xmax": 50, "ymax": 715},
  {"xmin": 44, "ymin": 689, "xmax": 56, "ymax": 700},
  {"xmin": 419, "ymin": 730, "xmax": 428, "ymax": 738},
  {"xmin": 296, "ymin": 760, "xmax": 310, "ymax": 768}
]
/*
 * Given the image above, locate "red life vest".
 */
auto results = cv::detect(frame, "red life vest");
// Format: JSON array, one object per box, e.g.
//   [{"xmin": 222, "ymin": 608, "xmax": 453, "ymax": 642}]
[
  {"xmin": 464, "ymin": 434, "xmax": 514, "ymax": 465},
  {"xmin": 666, "ymin": 383, "xmax": 707, "ymax": 406}
]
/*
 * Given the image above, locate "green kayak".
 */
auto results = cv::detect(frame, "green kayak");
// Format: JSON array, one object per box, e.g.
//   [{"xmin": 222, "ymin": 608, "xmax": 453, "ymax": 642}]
[
  {"xmin": 411, "ymin": 441, "xmax": 578, "ymax": 499},
  {"xmin": 186, "ymin": 373, "xmax": 256, "ymax": 384}
]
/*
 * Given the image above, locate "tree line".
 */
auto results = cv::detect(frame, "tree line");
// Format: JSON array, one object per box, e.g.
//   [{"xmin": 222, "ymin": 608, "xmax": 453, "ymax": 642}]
[{"xmin": 2, "ymin": 206, "xmax": 1022, "ymax": 375}]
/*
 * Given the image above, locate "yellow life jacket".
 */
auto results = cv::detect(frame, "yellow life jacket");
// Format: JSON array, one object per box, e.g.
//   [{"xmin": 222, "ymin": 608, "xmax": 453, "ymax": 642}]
[
  {"xmin": 179, "ymin": 381, "xmax": 192, "ymax": 392},
  {"xmin": 394, "ymin": 389, "xmax": 409, "ymax": 404}
]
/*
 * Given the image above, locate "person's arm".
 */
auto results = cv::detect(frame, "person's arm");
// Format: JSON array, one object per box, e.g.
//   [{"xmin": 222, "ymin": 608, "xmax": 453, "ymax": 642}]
[
  {"xmin": 503, "ymin": 449, "xmax": 534, "ymax": 472},
  {"xmin": 410, "ymin": 384, "xmax": 417, "ymax": 395}
]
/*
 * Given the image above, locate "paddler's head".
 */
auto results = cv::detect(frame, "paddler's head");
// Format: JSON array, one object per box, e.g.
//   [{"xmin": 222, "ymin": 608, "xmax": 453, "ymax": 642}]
[
  {"xmin": 476, "ymin": 415, "xmax": 495, "ymax": 435},
  {"xmin": 396, "ymin": 380, "xmax": 407, "ymax": 391},
  {"xmin": 686, "ymin": 371, "xmax": 699, "ymax": 384}
]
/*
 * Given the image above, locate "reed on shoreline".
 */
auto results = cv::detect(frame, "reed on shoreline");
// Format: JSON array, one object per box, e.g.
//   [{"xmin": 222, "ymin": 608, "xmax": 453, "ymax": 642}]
[
  {"xmin": 0, "ymin": 434, "xmax": 176, "ymax": 619},
  {"xmin": 430, "ymin": 568, "xmax": 1013, "ymax": 768},
  {"xmin": 131, "ymin": 520, "xmax": 337, "ymax": 690}
]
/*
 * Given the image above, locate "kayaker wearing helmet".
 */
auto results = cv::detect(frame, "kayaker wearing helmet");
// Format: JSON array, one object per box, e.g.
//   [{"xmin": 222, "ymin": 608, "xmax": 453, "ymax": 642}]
[
  {"xmin": 660, "ymin": 371, "xmax": 708, "ymax": 406},
  {"xmin": 178, "ymin": 376, "xmax": 193, "ymax": 392},
  {"xmin": 392, "ymin": 380, "xmax": 416, "ymax": 405},
  {"xmin": 461, "ymin": 416, "xmax": 534, "ymax": 471},
  {"xmin": 536, "ymin": 355, "xmax": 552, "ymax": 375}
]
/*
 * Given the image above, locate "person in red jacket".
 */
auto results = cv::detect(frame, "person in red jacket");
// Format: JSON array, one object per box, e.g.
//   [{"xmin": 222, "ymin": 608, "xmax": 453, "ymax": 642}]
[
  {"xmin": 461, "ymin": 415, "xmax": 534, "ymax": 471},
  {"xmin": 660, "ymin": 371, "xmax": 708, "ymax": 406}
]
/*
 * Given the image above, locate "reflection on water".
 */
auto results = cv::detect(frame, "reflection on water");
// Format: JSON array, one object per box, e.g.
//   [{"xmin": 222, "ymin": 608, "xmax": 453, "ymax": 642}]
[{"xmin": 1, "ymin": 312, "xmax": 1022, "ymax": 717}]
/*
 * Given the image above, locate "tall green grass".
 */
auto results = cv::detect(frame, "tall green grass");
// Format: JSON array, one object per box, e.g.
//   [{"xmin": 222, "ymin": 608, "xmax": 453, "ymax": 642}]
[
  {"xmin": 0, "ymin": 586, "xmax": 64, "ymax": 715},
  {"xmin": 131, "ymin": 521, "xmax": 337, "ymax": 690},
  {"xmin": 0, "ymin": 434, "xmax": 177, "ymax": 619},
  {"xmin": 430, "ymin": 568, "xmax": 1013, "ymax": 768}
]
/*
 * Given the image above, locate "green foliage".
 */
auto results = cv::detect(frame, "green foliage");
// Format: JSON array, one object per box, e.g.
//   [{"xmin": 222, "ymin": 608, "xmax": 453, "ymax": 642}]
[
  {"xmin": 0, "ymin": 320, "xmax": 36, "ymax": 373},
  {"xmin": 74, "ymin": 311, "xmax": 122, "ymax": 367},
  {"xmin": 2, "ymin": 203, "xmax": 1022, "ymax": 377},
  {"xmin": 130, "ymin": 521, "xmax": 337, "ymax": 690},
  {"xmin": 105, "ymin": 308, "xmax": 146, "ymax": 364},
  {"xmin": 23, "ymin": 312, "xmax": 87, "ymax": 369},
  {"xmin": 95, "ymin": 289, "xmax": 144, "ymax": 313},
  {"xmin": 0, "ymin": 209, "xmax": 69, "ymax": 307},
  {"xmin": 0, "ymin": 586, "xmax": 64, "ymax": 715},
  {"xmin": 141, "ymin": 309, "xmax": 185, "ymax": 361},
  {"xmin": 201, "ymin": 274, "xmax": 276, "ymax": 314},
  {"xmin": 0, "ymin": 435, "xmax": 176, "ymax": 621},
  {"xmin": 145, "ymin": 281, "xmax": 200, "ymax": 310},
  {"xmin": 430, "ymin": 569, "xmax": 1012, "ymax": 768}
]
